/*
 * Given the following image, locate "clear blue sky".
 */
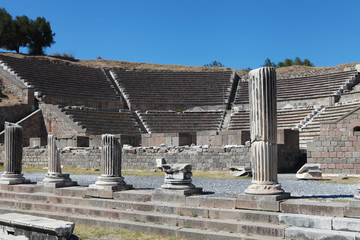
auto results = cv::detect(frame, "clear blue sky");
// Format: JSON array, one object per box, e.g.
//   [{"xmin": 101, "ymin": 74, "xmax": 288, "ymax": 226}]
[{"xmin": 1, "ymin": 0, "xmax": 359, "ymax": 69}]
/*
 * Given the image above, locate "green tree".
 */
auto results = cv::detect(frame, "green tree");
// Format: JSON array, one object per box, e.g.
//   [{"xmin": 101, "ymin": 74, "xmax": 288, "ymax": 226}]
[
  {"xmin": 277, "ymin": 57, "xmax": 314, "ymax": 68},
  {"xmin": 0, "ymin": 8, "xmax": 15, "ymax": 51},
  {"xmin": 283, "ymin": 58, "xmax": 294, "ymax": 67},
  {"xmin": 28, "ymin": 17, "xmax": 55, "ymax": 55},
  {"xmin": 262, "ymin": 58, "xmax": 277, "ymax": 68},
  {"xmin": 12, "ymin": 15, "xmax": 30, "ymax": 53},
  {"xmin": 204, "ymin": 60, "xmax": 224, "ymax": 67},
  {"xmin": 302, "ymin": 58, "xmax": 314, "ymax": 67},
  {"xmin": 294, "ymin": 57, "xmax": 302, "ymax": 65},
  {"xmin": 0, "ymin": 9, "xmax": 55, "ymax": 55}
]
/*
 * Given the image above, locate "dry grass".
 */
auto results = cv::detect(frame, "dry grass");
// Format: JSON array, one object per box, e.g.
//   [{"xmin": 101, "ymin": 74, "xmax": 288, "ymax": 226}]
[
  {"xmin": 319, "ymin": 177, "xmax": 360, "ymax": 184},
  {"xmin": 2, "ymin": 52, "xmax": 357, "ymax": 79},
  {"xmin": 0, "ymin": 85, "xmax": 22, "ymax": 106},
  {"xmin": 73, "ymin": 224, "xmax": 182, "ymax": 240}
]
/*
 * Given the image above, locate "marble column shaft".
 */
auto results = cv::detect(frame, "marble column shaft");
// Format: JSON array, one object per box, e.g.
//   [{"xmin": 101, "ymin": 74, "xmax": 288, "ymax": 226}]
[
  {"xmin": 245, "ymin": 67, "xmax": 284, "ymax": 195},
  {"xmin": 101, "ymin": 134, "xmax": 121, "ymax": 177},
  {"xmin": 48, "ymin": 135, "xmax": 61, "ymax": 175},
  {"xmin": 0, "ymin": 122, "xmax": 28, "ymax": 184},
  {"xmin": 89, "ymin": 134, "xmax": 130, "ymax": 191},
  {"xmin": 4, "ymin": 122, "xmax": 23, "ymax": 174}
]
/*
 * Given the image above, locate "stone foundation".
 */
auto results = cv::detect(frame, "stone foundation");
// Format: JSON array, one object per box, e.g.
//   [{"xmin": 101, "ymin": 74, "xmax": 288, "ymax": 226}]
[
  {"xmin": 307, "ymin": 108, "xmax": 360, "ymax": 174},
  {"xmin": 12, "ymin": 142, "xmax": 303, "ymax": 172}
]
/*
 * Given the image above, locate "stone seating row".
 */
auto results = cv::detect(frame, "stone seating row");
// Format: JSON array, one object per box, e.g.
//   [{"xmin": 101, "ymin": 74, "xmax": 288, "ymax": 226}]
[
  {"xmin": 138, "ymin": 111, "xmax": 224, "ymax": 133},
  {"xmin": 234, "ymin": 70, "xmax": 358, "ymax": 104},
  {"xmin": 112, "ymin": 70, "xmax": 235, "ymax": 109},
  {"xmin": 63, "ymin": 108, "xmax": 143, "ymax": 136},
  {"xmin": 228, "ymin": 108, "xmax": 314, "ymax": 131},
  {"xmin": 0, "ymin": 54, "xmax": 120, "ymax": 104}
]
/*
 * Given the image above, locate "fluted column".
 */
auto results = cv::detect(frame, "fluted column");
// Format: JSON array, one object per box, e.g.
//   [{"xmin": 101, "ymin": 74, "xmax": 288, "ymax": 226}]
[
  {"xmin": 0, "ymin": 122, "xmax": 27, "ymax": 184},
  {"xmin": 47, "ymin": 135, "xmax": 62, "ymax": 175},
  {"xmin": 90, "ymin": 134, "xmax": 130, "ymax": 190},
  {"xmin": 245, "ymin": 67, "xmax": 285, "ymax": 195},
  {"xmin": 102, "ymin": 134, "xmax": 121, "ymax": 177},
  {"xmin": 42, "ymin": 135, "xmax": 77, "ymax": 187}
]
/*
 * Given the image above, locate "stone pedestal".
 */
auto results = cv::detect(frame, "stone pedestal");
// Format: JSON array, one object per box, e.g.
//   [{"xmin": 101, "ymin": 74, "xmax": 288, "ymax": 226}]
[
  {"xmin": 40, "ymin": 135, "xmax": 77, "ymax": 188},
  {"xmin": 89, "ymin": 134, "xmax": 131, "ymax": 191},
  {"xmin": 244, "ymin": 67, "xmax": 286, "ymax": 195},
  {"xmin": 153, "ymin": 163, "xmax": 202, "ymax": 203},
  {"xmin": 0, "ymin": 123, "xmax": 29, "ymax": 185}
]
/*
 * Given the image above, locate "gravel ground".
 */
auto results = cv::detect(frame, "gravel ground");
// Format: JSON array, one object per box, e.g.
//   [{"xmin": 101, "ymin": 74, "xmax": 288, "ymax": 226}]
[{"xmin": 20, "ymin": 172, "xmax": 358, "ymax": 199}]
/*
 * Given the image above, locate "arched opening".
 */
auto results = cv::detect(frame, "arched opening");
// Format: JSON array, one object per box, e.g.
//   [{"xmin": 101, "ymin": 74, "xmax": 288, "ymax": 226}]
[{"xmin": 353, "ymin": 126, "xmax": 360, "ymax": 135}]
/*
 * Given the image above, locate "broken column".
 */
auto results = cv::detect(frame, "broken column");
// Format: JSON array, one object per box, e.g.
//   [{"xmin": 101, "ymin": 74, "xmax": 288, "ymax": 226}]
[
  {"xmin": 89, "ymin": 134, "xmax": 131, "ymax": 191},
  {"xmin": 153, "ymin": 163, "xmax": 202, "ymax": 203},
  {"xmin": 41, "ymin": 135, "xmax": 77, "ymax": 187},
  {"xmin": 244, "ymin": 67, "xmax": 285, "ymax": 195},
  {"xmin": 0, "ymin": 122, "xmax": 28, "ymax": 184}
]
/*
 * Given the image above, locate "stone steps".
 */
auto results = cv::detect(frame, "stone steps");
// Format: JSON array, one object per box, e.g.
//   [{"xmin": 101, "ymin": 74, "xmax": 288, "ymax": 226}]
[
  {"xmin": 0, "ymin": 207, "xmax": 282, "ymax": 240},
  {"xmin": 0, "ymin": 189, "xmax": 286, "ymax": 239},
  {"xmin": 2, "ymin": 185, "xmax": 360, "ymax": 239}
]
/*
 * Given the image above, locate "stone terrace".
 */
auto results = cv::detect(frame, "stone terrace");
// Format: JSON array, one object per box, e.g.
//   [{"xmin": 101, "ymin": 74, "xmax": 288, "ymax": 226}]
[
  {"xmin": 234, "ymin": 70, "xmax": 358, "ymax": 105},
  {"xmin": 300, "ymin": 102, "xmax": 360, "ymax": 146},
  {"xmin": 137, "ymin": 110, "xmax": 225, "ymax": 133},
  {"xmin": 0, "ymin": 185, "xmax": 360, "ymax": 240},
  {"xmin": 228, "ymin": 107, "xmax": 314, "ymax": 131},
  {"xmin": 111, "ymin": 70, "xmax": 238, "ymax": 111},
  {"xmin": 62, "ymin": 107, "xmax": 143, "ymax": 136},
  {"xmin": 0, "ymin": 54, "xmax": 121, "ymax": 110}
]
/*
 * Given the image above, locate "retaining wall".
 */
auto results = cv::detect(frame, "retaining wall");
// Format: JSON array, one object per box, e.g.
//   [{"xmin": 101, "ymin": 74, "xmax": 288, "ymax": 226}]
[
  {"xmin": 307, "ymin": 108, "xmax": 360, "ymax": 174},
  {"xmin": 17, "ymin": 142, "xmax": 301, "ymax": 172}
]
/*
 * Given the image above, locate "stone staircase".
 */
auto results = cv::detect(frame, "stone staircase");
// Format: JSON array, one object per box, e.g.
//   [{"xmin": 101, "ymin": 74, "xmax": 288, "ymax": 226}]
[
  {"xmin": 299, "ymin": 102, "xmax": 360, "ymax": 148},
  {"xmin": 0, "ymin": 185, "xmax": 360, "ymax": 239}
]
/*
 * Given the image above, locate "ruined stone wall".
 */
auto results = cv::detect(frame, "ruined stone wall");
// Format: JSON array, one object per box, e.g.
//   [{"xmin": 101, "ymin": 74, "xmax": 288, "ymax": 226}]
[
  {"xmin": 18, "ymin": 142, "xmax": 301, "ymax": 172},
  {"xmin": 20, "ymin": 145, "xmax": 251, "ymax": 171},
  {"xmin": 307, "ymin": 108, "xmax": 360, "ymax": 174},
  {"xmin": 0, "ymin": 104, "xmax": 33, "ymax": 131},
  {"xmin": 39, "ymin": 103, "xmax": 86, "ymax": 138},
  {"xmin": 41, "ymin": 95, "xmax": 120, "ymax": 112}
]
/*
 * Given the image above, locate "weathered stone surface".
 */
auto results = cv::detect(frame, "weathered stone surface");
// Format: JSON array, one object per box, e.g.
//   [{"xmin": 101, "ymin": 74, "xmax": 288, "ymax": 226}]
[
  {"xmin": 285, "ymin": 226, "xmax": 359, "ymax": 240},
  {"xmin": 245, "ymin": 67, "xmax": 285, "ymax": 195},
  {"xmin": 229, "ymin": 166, "xmax": 251, "ymax": 177},
  {"xmin": 333, "ymin": 217, "xmax": 360, "ymax": 232},
  {"xmin": 280, "ymin": 199, "xmax": 345, "ymax": 217},
  {"xmin": 153, "ymin": 163, "xmax": 202, "ymax": 203},
  {"xmin": 296, "ymin": 163, "xmax": 322, "ymax": 180},
  {"xmin": 161, "ymin": 164, "xmax": 197, "ymax": 190},
  {"xmin": 279, "ymin": 213, "xmax": 332, "ymax": 229},
  {"xmin": 0, "ymin": 213, "xmax": 74, "ymax": 238},
  {"xmin": 0, "ymin": 122, "xmax": 29, "ymax": 185}
]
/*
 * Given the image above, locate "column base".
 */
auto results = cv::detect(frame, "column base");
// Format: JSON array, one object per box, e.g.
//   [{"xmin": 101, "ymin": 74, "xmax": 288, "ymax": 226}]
[
  {"xmin": 0, "ymin": 173, "xmax": 30, "ymax": 185},
  {"xmin": 244, "ymin": 183, "xmax": 285, "ymax": 195},
  {"xmin": 152, "ymin": 187, "xmax": 203, "ymax": 204},
  {"xmin": 88, "ymin": 175, "xmax": 132, "ymax": 191},
  {"xmin": 354, "ymin": 193, "xmax": 360, "ymax": 200},
  {"xmin": 39, "ymin": 173, "xmax": 78, "ymax": 188}
]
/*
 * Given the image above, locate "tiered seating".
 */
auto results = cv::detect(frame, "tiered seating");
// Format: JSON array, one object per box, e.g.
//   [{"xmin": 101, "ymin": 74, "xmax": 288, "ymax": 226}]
[
  {"xmin": 234, "ymin": 81, "xmax": 249, "ymax": 104},
  {"xmin": 228, "ymin": 108, "xmax": 314, "ymax": 131},
  {"xmin": 277, "ymin": 108, "xmax": 314, "ymax": 129},
  {"xmin": 300, "ymin": 102, "xmax": 360, "ymax": 145},
  {"xmin": 137, "ymin": 110, "xmax": 225, "ymax": 133},
  {"xmin": 0, "ymin": 55, "xmax": 119, "ymax": 105},
  {"xmin": 228, "ymin": 110, "xmax": 250, "ymax": 130},
  {"xmin": 234, "ymin": 71, "xmax": 358, "ymax": 104},
  {"xmin": 112, "ymin": 71, "xmax": 235, "ymax": 110},
  {"xmin": 62, "ymin": 108, "xmax": 142, "ymax": 136}
]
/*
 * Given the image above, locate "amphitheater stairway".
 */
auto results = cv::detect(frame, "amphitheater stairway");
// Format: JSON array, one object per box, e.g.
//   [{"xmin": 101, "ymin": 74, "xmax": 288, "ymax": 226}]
[{"xmin": 0, "ymin": 185, "xmax": 359, "ymax": 239}]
